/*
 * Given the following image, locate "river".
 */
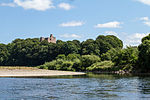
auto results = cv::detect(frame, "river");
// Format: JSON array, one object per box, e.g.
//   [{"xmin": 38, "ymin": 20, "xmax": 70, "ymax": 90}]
[{"xmin": 0, "ymin": 73, "xmax": 150, "ymax": 100}]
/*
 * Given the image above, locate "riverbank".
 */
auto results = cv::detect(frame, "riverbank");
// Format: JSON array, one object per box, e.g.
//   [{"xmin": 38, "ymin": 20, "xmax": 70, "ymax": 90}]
[{"xmin": 0, "ymin": 67, "xmax": 86, "ymax": 77}]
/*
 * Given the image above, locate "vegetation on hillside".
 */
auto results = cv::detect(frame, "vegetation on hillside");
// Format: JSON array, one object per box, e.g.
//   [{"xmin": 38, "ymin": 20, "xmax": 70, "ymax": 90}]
[{"xmin": 1, "ymin": 34, "xmax": 150, "ymax": 73}]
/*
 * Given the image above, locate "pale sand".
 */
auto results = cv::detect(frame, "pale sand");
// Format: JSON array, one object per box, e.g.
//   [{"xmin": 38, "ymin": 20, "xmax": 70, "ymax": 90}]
[{"xmin": 0, "ymin": 67, "xmax": 86, "ymax": 77}]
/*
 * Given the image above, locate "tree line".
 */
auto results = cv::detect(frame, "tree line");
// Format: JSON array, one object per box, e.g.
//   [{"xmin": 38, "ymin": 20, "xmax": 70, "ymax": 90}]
[
  {"xmin": 0, "ymin": 35, "xmax": 122, "ymax": 66},
  {"xmin": 0, "ymin": 34, "xmax": 150, "ymax": 73}
]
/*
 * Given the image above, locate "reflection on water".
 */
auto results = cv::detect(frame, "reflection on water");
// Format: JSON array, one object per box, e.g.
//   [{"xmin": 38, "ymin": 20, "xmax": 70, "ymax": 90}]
[{"xmin": 0, "ymin": 74, "xmax": 150, "ymax": 100}]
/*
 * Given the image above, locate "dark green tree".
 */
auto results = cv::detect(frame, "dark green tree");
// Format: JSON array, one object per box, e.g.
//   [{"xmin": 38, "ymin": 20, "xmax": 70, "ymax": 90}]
[
  {"xmin": 81, "ymin": 39, "xmax": 100, "ymax": 55},
  {"xmin": 61, "ymin": 41, "xmax": 79, "ymax": 55},
  {"xmin": 0, "ymin": 44, "xmax": 9, "ymax": 65},
  {"xmin": 112, "ymin": 47, "xmax": 138, "ymax": 71},
  {"xmin": 96, "ymin": 35, "xmax": 123, "ymax": 54},
  {"xmin": 138, "ymin": 37, "xmax": 150, "ymax": 71}
]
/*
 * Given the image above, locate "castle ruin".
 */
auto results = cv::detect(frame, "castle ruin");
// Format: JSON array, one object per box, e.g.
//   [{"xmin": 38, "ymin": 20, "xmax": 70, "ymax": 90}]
[{"xmin": 40, "ymin": 34, "xmax": 56, "ymax": 43}]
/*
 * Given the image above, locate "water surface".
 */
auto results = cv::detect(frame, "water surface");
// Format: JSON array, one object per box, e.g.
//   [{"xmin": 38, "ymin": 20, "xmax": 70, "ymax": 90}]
[{"xmin": 0, "ymin": 74, "xmax": 150, "ymax": 100}]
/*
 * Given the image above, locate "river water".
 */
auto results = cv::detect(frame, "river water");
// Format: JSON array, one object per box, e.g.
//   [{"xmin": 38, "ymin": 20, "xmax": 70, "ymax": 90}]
[{"xmin": 0, "ymin": 74, "xmax": 150, "ymax": 100}]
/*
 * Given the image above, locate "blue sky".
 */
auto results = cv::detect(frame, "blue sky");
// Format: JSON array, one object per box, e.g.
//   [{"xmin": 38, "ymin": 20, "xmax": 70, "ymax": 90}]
[{"xmin": 0, "ymin": 0, "xmax": 150, "ymax": 46}]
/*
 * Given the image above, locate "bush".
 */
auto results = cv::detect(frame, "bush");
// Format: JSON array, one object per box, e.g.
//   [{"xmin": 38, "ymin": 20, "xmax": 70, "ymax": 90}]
[
  {"xmin": 67, "ymin": 54, "xmax": 81, "ymax": 61},
  {"xmin": 72, "ymin": 59, "xmax": 82, "ymax": 71},
  {"xmin": 37, "ymin": 60, "xmax": 57, "ymax": 70},
  {"xmin": 56, "ymin": 54, "xmax": 66, "ymax": 60},
  {"xmin": 56, "ymin": 60, "xmax": 74, "ymax": 71},
  {"xmin": 86, "ymin": 61, "xmax": 114, "ymax": 71},
  {"xmin": 37, "ymin": 58, "xmax": 79, "ymax": 71},
  {"xmin": 82, "ymin": 55, "xmax": 101, "ymax": 69},
  {"xmin": 37, "ymin": 65, "xmax": 48, "ymax": 69}
]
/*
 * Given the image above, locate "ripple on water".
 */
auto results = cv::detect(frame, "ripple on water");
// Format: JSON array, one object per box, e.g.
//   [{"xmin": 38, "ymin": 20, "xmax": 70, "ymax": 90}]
[{"xmin": 0, "ymin": 74, "xmax": 150, "ymax": 100}]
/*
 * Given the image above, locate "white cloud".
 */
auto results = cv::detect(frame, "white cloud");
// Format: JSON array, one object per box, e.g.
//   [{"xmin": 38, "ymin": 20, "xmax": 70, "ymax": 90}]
[
  {"xmin": 104, "ymin": 31, "xmax": 118, "ymax": 36},
  {"xmin": 58, "ymin": 3, "xmax": 73, "ymax": 10},
  {"xmin": 14, "ymin": 0, "xmax": 55, "ymax": 11},
  {"xmin": 0, "ymin": 1, "xmax": 74, "ymax": 11},
  {"xmin": 140, "ymin": 16, "xmax": 150, "ymax": 26},
  {"xmin": 60, "ymin": 34, "xmax": 81, "ymax": 38},
  {"xmin": 95, "ymin": 21, "xmax": 122, "ymax": 28},
  {"xmin": 0, "ymin": 0, "xmax": 55, "ymax": 11},
  {"xmin": 144, "ymin": 21, "xmax": 150, "ymax": 26},
  {"xmin": 60, "ymin": 21, "xmax": 84, "ymax": 27},
  {"xmin": 137, "ymin": 0, "xmax": 150, "ymax": 6},
  {"xmin": 125, "ymin": 33, "xmax": 149, "ymax": 46},
  {"xmin": 140, "ymin": 17, "xmax": 149, "ymax": 21},
  {"xmin": 0, "ymin": 3, "xmax": 16, "ymax": 7}
]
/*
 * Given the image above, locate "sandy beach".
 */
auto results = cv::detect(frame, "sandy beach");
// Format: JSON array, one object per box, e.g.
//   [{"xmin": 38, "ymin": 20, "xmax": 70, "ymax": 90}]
[{"xmin": 0, "ymin": 67, "xmax": 86, "ymax": 77}]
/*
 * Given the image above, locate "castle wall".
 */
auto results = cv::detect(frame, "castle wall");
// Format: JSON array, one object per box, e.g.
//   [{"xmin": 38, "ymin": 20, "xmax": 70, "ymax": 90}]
[{"xmin": 40, "ymin": 34, "xmax": 56, "ymax": 43}]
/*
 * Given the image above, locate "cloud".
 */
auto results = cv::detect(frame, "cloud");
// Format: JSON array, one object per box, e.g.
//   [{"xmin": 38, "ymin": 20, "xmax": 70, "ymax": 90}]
[
  {"xmin": 95, "ymin": 21, "xmax": 122, "ymax": 28},
  {"xmin": 60, "ymin": 34, "xmax": 81, "ymax": 38},
  {"xmin": 104, "ymin": 31, "xmax": 118, "ymax": 36},
  {"xmin": 0, "ymin": 3, "xmax": 16, "ymax": 7},
  {"xmin": 14, "ymin": 0, "xmax": 55, "ymax": 11},
  {"xmin": 137, "ymin": 0, "xmax": 150, "ymax": 6},
  {"xmin": 0, "ymin": 0, "xmax": 55, "ymax": 11},
  {"xmin": 0, "ymin": 1, "xmax": 74, "ymax": 11},
  {"xmin": 125, "ymin": 33, "xmax": 149, "ymax": 46},
  {"xmin": 60, "ymin": 21, "xmax": 84, "ymax": 27},
  {"xmin": 143, "ymin": 21, "xmax": 150, "ymax": 26},
  {"xmin": 58, "ymin": 3, "xmax": 73, "ymax": 10},
  {"xmin": 140, "ymin": 16, "xmax": 150, "ymax": 26},
  {"xmin": 140, "ymin": 17, "xmax": 149, "ymax": 21}
]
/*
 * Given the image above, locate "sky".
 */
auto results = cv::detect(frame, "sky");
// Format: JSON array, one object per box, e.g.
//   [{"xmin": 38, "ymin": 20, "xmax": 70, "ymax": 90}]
[{"xmin": 0, "ymin": 0, "xmax": 150, "ymax": 46}]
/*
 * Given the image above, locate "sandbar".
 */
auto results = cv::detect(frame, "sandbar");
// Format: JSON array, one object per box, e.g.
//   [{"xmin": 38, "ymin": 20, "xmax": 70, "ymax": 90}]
[{"xmin": 0, "ymin": 67, "xmax": 86, "ymax": 77}]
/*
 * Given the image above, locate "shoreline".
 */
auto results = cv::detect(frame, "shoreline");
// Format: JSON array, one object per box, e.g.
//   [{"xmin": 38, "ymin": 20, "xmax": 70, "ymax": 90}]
[{"xmin": 0, "ymin": 67, "xmax": 86, "ymax": 77}]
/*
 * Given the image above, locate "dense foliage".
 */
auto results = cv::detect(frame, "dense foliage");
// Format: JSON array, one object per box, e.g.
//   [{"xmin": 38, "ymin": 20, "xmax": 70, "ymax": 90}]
[
  {"xmin": 38, "ymin": 54, "xmax": 82, "ymax": 71},
  {"xmin": 86, "ymin": 61, "xmax": 115, "ymax": 72},
  {"xmin": 138, "ymin": 34, "xmax": 150, "ymax": 72},
  {"xmin": 0, "ymin": 35, "xmax": 123, "ymax": 67},
  {"xmin": 2, "ymin": 33, "xmax": 150, "ymax": 73},
  {"xmin": 38, "ymin": 54, "xmax": 102, "ymax": 72},
  {"xmin": 112, "ymin": 47, "xmax": 139, "ymax": 72}
]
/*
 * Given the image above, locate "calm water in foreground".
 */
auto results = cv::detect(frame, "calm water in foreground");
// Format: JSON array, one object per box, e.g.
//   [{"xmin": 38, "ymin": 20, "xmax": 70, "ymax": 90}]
[{"xmin": 0, "ymin": 73, "xmax": 150, "ymax": 100}]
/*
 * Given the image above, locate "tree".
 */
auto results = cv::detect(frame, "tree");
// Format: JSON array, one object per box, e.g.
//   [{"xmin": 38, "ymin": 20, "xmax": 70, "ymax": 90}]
[
  {"xmin": 10, "ymin": 38, "xmax": 40, "ymax": 66},
  {"xmin": 61, "ymin": 41, "xmax": 79, "ymax": 55},
  {"xmin": 142, "ymin": 34, "xmax": 150, "ymax": 42},
  {"xmin": 112, "ymin": 47, "xmax": 138, "ymax": 68},
  {"xmin": 138, "ymin": 39, "xmax": 150, "ymax": 71},
  {"xmin": 81, "ymin": 39, "xmax": 100, "ymax": 55},
  {"xmin": 0, "ymin": 44, "xmax": 9, "ymax": 65},
  {"xmin": 96, "ymin": 35, "xmax": 123, "ymax": 54},
  {"xmin": 101, "ymin": 48, "xmax": 121, "ymax": 61}
]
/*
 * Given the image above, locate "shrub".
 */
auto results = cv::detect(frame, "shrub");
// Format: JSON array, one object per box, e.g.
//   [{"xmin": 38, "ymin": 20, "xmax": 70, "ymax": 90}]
[
  {"xmin": 72, "ymin": 59, "xmax": 82, "ymax": 71},
  {"xmin": 56, "ymin": 60, "xmax": 74, "ymax": 71},
  {"xmin": 37, "ymin": 65, "xmax": 48, "ymax": 69},
  {"xmin": 56, "ymin": 54, "xmax": 66, "ymax": 60},
  {"xmin": 37, "ymin": 60, "xmax": 57, "ymax": 70},
  {"xmin": 67, "ymin": 54, "xmax": 81, "ymax": 61},
  {"xmin": 82, "ymin": 55, "xmax": 101, "ymax": 69},
  {"xmin": 86, "ymin": 61, "xmax": 114, "ymax": 71}
]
